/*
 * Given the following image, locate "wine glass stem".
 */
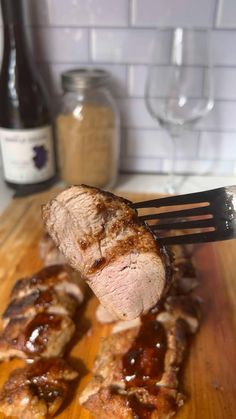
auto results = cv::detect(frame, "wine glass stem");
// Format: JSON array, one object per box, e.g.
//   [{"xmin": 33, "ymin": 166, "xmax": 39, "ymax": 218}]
[{"xmin": 167, "ymin": 133, "xmax": 178, "ymax": 194}]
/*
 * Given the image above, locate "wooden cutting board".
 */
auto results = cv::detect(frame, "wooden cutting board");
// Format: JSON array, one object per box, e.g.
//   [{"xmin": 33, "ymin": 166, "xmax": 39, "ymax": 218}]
[{"xmin": 0, "ymin": 188, "xmax": 236, "ymax": 419}]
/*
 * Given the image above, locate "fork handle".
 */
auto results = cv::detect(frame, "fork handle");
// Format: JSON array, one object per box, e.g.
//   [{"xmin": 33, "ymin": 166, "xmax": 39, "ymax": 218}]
[{"xmin": 158, "ymin": 230, "xmax": 234, "ymax": 245}]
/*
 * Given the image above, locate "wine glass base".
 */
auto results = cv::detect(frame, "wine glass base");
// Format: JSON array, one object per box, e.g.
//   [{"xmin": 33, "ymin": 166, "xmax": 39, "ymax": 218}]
[
  {"xmin": 166, "ymin": 183, "xmax": 175, "ymax": 195},
  {"xmin": 165, "ymin": 176, "xmax": 183, "ymax": 195}
]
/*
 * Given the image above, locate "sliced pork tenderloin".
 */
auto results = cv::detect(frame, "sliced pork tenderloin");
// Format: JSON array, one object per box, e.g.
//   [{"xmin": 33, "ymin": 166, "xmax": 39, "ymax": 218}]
[
  {"xmin": 96, "ymin": 304, "xmax": 119, "ymax": 324},
  {"xmin": 0, "ymin": 313, "xmax": 75, "ymax": 361},
  {"xmin": 0, "ymin": 358, "xmax": 78, "ymax": 419},
  {"xmin": 38, "ymin": 238, "xmax": 89, "ymax": 296},
  {"xmin": 11, "ymin": 265, "xmax": 84, "ymax": 303},
  {"xmin": 42, "ymin": 185, "xmax": 171, "ymax": 320},
  {"xmin": 39, "ymin": 233, "xmax": 67, "ymax": 266},
  {"xmin": 2, "ymin": 288, "xmax": 78, "ymax": 327}
]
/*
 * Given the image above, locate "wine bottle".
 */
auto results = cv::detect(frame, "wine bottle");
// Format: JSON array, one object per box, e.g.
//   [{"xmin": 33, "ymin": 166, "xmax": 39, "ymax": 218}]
[{"xmin": 0, "ymin": 0, "xmax": 57, "ymax": 195}]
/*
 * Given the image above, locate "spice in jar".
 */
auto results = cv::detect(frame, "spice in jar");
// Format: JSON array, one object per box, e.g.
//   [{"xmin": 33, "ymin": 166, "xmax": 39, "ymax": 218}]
[{"xmin": 57, "ymin": 69, "xmax": 120, "ymax": 189}]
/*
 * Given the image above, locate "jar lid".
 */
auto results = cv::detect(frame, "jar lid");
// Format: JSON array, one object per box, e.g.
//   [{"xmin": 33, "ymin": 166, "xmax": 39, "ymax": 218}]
[{"xmin": 61, "ymin": 68, "xmax": 110, "ymax": 91}]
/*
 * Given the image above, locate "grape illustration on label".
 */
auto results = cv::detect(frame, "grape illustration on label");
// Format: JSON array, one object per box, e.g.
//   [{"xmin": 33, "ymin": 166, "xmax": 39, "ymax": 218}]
[{"xmin": 33, "ymin": 145, "xmax": 48, "ymax": 169}]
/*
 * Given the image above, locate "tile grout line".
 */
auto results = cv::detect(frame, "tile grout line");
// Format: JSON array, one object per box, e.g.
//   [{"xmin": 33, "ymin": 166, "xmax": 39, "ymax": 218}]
[
  {"xmin": 25, "ymin": 24, "xmax": 236, "ymax": 31},
  {"xmin": 88, "ymin": 28, "xmax": 92, "ymax": 62},
  {"xmin": 214, "ymin": 0, "xmax": 222, "ymax": 29},
  {"xmin": 121, "ymin": 156, "xmax": 236, "ymax": 162},
  {"xmin": 128, "ymin": 0, "xmax": 133, "ymax": 27},
  {"xmin": 34, "ymin": 61, "xmax": 236, "ymax": 70}
]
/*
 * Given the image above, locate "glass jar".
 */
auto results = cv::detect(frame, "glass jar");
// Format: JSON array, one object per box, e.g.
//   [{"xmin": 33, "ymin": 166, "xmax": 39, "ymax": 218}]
[{"xmin": 56, "ymin": 68, "xmax": 120, "ymax": 189}]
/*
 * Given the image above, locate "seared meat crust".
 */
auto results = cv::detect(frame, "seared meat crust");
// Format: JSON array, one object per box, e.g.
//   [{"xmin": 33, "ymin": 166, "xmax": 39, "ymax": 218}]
[
  {"xmin": 0, "ymin": 358, "xmax": 78, "ymax": 419},
  {"xmin": 11, "ymin": 264, "xmax": 83, "ymax": 303},
  {"xmin": 3, "ymin": 288, "xmax": 78, "ymax": 326}
]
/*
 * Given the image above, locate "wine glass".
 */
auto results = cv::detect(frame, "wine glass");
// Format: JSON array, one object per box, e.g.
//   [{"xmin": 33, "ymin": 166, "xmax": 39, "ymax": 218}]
[{"xmin": 145, "ymin": 28, "xmax": 214, "ymax": 193}]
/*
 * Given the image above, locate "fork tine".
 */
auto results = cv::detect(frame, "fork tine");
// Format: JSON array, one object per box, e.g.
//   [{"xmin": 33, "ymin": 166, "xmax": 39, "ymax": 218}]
[
  {"xmin": 157, "ymin": 230, "xmax": 232, "ymax": 245},
  {"xmin": 132, "ymin": 187, "xmax": 225, "ymax": 209},
  {"xmin": 149, "ymin": 218, "xmax": 215, "ymax": 231},
  {"xmin": 139, "ymin": 205, "xmax": 210, "ymax": 221}
]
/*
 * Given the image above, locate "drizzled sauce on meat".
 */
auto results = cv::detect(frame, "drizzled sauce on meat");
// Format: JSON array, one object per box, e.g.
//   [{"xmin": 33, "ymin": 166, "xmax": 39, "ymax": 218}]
[
  {"xmin": 127, "ymin": 394, "xmax": 156, "ymax": 419},
  {"xmin": 122, "ymin": 308, "xmax": 167, "ymax": 418},
  {"xmin": 122, "ymin": 317, "xmax": 166, "ymax": 388},
  {"xmin": 29, "ymin": 359, "xmax": 64, "ymax": 401},
  {"xmin": 24, "ymin": 313, "xmax": 61, "ymax": 354},
  {"xmin": 30, "ymin": 383, "xmax": 62, "ymax": 403},
  {"xmin": 33, "ymin": 289, "xmax": 54, "ymax": 307},
  {"xmin": 30, "ymin": 265, "xmax": 65, "ymax": 283}
]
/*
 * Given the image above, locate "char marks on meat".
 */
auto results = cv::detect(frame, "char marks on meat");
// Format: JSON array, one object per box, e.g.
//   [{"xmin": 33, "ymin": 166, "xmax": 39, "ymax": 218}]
[
  {"xmin": 0, "ymin": 358, "xmax": 78, "ymax": 419},
  {"xmin": 3, "ymin": 287, "xmax": 78, "ymax": 326},
  {"xmin": 11, "ymin": 264, "xmax": 84, "ymax": 303},
  {"xmin": 42, "ymin": 185, "xmax": 171, "ymax": 320}
]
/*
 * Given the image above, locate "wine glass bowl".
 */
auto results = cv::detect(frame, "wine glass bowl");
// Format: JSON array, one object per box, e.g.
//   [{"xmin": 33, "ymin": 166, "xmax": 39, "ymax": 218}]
[
  {"xmin": 146, "ymin": 66, "xmax": 214, "ymax": 126},
  {"xmin": 145, "ymin": 28, "xmax": 214, "ymax": 191}
]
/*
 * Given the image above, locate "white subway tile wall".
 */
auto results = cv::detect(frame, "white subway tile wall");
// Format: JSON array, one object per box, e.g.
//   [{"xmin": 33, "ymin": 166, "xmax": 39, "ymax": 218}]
[
  {"xmin": 199, "ymin": 132, "xmax": 236, "ymax": 159},
  {"xmin": 32, "ymin": 28, "xmax": 89, "ymax": 62},
  {"xmin": 131, "ymin": 0, "xmax": 216, "ymax": 28},
  {"xmin": 1, "ymin": 0, "xmax": 236, "ymax": 175},
  {"xmin": 91, "ymin": 29, "xmax": 157, "ymax": 63},
  {"xmin": 214, "ymin": 68, "xmax": 236, "ymax": 99},
  {"xmin": 54, "ymin": 0, "xmax": 129, "ymax": 27},
  {"xmin": 125, "ymin": 129, "xmax": 199, "ymax": 158},
  {"xmin": 216, "ymin": 0, "xmax": 236, "ymax": 28}
]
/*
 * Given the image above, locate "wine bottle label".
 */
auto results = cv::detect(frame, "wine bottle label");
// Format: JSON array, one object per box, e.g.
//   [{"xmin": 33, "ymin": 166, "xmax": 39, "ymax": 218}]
[{"xmin": 0, "ymin": 126, "xmax": 55, "ymax": 184}]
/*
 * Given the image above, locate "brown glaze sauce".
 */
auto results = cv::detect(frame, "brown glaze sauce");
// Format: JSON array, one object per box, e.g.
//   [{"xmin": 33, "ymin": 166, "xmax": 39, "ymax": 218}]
[
  {"xmin": 31, "ymin": 265, "xmax": 65, "ymax": 284},
  {"xmin": 122, "ymin": 311, "xmax": 167, "ymax": 418},
  {"xmin": 30, "ymin": 382, "xmax": 62, "ymax": 403},
  {"xmin": 33, "ymin": 289, "xmax": 54, "ymax": 307},
  {"xmin": 127, "ymin": 394, "xmax": 155, "ymax": 419},
  {"xmin": 28, "ymin": 358, "xmax": 65, "ymax": 377},
  {"xmin": 88, "ymin": 257, "xmax": 106, "ymax": 274},
  {"xmin": 24, "ymin": 313, "xmax": 61, "ymax": 354}
]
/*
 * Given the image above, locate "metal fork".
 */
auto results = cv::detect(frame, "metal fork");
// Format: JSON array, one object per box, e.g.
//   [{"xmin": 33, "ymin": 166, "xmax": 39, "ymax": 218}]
[{"xmin": 132, "ymin": 186, "xmax": 236, "ymax": 245}]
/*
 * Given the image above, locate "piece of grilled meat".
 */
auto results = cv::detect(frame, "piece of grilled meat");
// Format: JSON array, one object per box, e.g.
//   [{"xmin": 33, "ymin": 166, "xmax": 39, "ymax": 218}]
[
  {"xmin": 42, "ymin": 185, "xmax": 171, "ymax": 321},
  {"xmin": 80, "ymin": 246, "xmax": 201, "ymax": 418},
  {"xmin": 80, "ymin": 294, "xmax": 201, "ymax": 419},
  {"xmin": 0, "ymin": 313, "xmax": 75, "ymax": 361},
  {"xmin": 95, "ymin": 243, "xmax": 198, "ymax": 324},
  {"xmin": 3, "ymin": 288, "xmax": 78, "ymax": 327},
  {"xmin": 0, "ymin": 358, "xmax": 78, "ymax": 419},
  {"xmin": 0, "ymin": 265, "xmax": 84, "ymax": 361},
  {"xmin": 11, "ymin": 265, "xmax": 84, "ymax": 303},
  {"xmin": 39, "ymin": 233, "xmax": 67, "ymax": 266}
]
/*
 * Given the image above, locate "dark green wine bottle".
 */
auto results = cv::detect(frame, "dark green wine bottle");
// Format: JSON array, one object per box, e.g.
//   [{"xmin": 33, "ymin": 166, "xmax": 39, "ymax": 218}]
[{"xmin": 0, "ymin": 0, "xmax": 57, "ymax": 196}]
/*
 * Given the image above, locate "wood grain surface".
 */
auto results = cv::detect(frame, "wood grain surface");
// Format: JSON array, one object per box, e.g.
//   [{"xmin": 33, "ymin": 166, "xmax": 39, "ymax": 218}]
[{"xmin": 0, "ymin": 188, "xmax": 235, "ymax": 418}]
